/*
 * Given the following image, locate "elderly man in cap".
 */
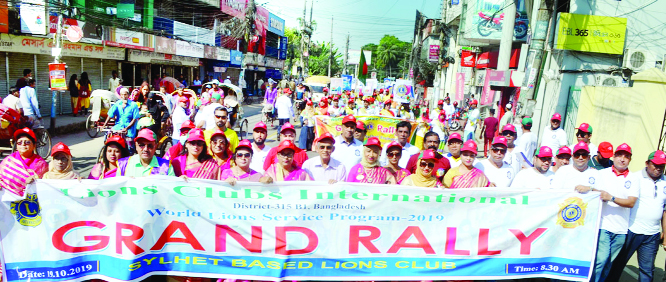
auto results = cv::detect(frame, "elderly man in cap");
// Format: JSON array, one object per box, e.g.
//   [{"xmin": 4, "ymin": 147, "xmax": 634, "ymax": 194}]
[
  {"xmin": 354, "ymin": 121, "xmax": 367, "ymax": 142},
  {"xmin": 498, "ymin": 103, "xmax": 513, "ymax": 130},
  {"xmin": 474, "ymin": 136, "xmax": 515, "ymax": 187},
  {"xmin": 551, "ymin": 146, "xmax": 572, "ymax": 173},
  {"xmin": 444, "ymin": 132, "xmax": 470, "ymax": 167},
  {"xmin": 511, "ymin": 146, "xmax": 555, "ymax": 189},
  {"xmin": 541, "ymin": 112, "xmax": 568, "ymax": 154},
  {"xmin": 552, "ymin": 142, "xmax": 598, "ymax": 190},
  {"xmin": 576, "ymin": 143, "xmax": 638, "ymax": 282},
  {"xmin": 499, "ymin": 124, "xmax": 522, "ymax": 173},
  {"xmin": 607, "ymin": 150, "xmax": 666, "ymax": 282},
  {"xmin": 380, "ymin": 121, "xmax": 420, "ymax": 168},
  {"xmin": 204, "ymin": 107, "xmax": 239, "ymax": 152},
  {"xmin": 263, "ymin": 122, "xmax": 309, "ymax": 171},
  {"xmin": 515, "ymin": 117, "xmax": 538, "ymax": 168},
  {"xmin": 302, "ymin": 133, "xmax": 347, "ymax": 184},
  {"xmin": 103, "ymin": 87, "xmax": 139, "ymax": 151},
  {"xmin": 250, "ymin": 121, "xmax": 272, "ymax": 174},
  {"xmin": 590, "ymin": 141, "xmax": 614, "ymax": 170},
  {"xmin": 116, "ymin": 128, "xmax": 174, "ymax": 177},
  {"xmin": 332, "ymin": 115, "xmax": 364, "ymax": 175}
]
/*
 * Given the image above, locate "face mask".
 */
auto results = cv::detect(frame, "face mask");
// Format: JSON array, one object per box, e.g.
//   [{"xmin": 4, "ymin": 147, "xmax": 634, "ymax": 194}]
[{"xmin": 180, "ymin": 133, "xmax": 188, "ymax": 145}]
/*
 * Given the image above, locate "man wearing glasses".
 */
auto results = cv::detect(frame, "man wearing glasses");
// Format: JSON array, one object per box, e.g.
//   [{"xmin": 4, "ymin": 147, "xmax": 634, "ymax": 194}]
[
  {"xmin": 474, "ymin": 136, "xmax": 515, "ymax": 187},
  {"xmin": 570, "ymin": 123, "xmax": 598, "ymax": 157},
  {"xmin": 302, "ymin": 133, "xmax": 347, "ymax": 184},
  {"xmin": 511, "ymin": 146, "xmax": 555, "ymax": 189},
  {"xmin": 552, "ymin": 142, "xmax": 598, "ymax": 190},
  {"xmin": 354, "ymin": 121, "xmax": 367, "ymax": 142},
  {"xmin": 116, "ymin": 128, "xmax": 174, "ymax": 177},
  {"xmin": 576, "ymin": 143, "xmax": 638, "ymax": 282},
  {"xmin": 405, "ymin": 131, "xmax": 451, "ymax": 177},
  {"xmin": 607, "ymin": 150, "xmax": 666, "ymax": 282},
  {"xmin": 204, "ymin": 107, "xmax": 239, "ymax": 152},
  {"xmin": 332, "ymin": 115, "xmax": 363, "ymax": 175},
  {"xmin": 540, "ymin": 113, "xmax": 568, "ymax": 154},
  {"xmin": 379, "ymin": 121, "xmax": 420, "ymax": 167}
]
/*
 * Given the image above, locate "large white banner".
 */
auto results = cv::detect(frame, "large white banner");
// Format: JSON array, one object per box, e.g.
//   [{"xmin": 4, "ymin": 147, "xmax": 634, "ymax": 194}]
[{"xmin": 1, "ymin": 178, "xmax": 601, "ymax": 281}]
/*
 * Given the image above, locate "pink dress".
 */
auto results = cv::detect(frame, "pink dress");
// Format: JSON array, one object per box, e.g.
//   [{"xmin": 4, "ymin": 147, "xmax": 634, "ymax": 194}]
[
  {"xmin": 171, "ymin": 155, "xmax": 220, "ymax": 179},
  {"xmin": 391, "ymin": 168, "xmax": 411, "ymax": 184},
  {"xmin": 88, "ymin": 163, "xmax": 118, "ymax": 180},
  {"xmin": 0, "ymin": 152, "xmax": 48, "ymax": 197},
  {"xmin": 265, "ymin": 164, "xmax": 311, "ymax": 181},
  {"xmin": 347, "ymin": 164, "xmax": 392, "ymax": 184},
  {"xmin": 219, "ymin": 168, "xmax": 263, "ymax": 182}
]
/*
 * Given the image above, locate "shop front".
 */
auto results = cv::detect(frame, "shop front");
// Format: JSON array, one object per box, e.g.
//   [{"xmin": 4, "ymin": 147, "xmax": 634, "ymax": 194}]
[{"xmin": 127, "ymin": 49, "xmax": 200, "ymax": 92}]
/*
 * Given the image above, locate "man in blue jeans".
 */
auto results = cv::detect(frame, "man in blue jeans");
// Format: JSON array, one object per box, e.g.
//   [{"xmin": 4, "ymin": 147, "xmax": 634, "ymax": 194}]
[{"xmin": 606, "ymin": 150, "xmax": 666, "ymax": 282}]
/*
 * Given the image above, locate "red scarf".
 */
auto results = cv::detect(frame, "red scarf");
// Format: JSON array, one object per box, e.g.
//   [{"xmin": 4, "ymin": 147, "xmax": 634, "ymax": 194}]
[{"xmin": 612, "ymin": 166, "xmax": 629, "ymax": 177}]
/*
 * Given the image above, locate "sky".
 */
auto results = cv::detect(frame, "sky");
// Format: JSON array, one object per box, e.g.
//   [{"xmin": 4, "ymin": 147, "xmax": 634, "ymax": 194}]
[{"xmin": 258, "ymin": 0, "xmax": 442, "ymax": 52}]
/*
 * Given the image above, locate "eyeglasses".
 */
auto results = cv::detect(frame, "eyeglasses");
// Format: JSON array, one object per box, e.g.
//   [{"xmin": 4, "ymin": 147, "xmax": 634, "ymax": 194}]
[
  {"xmin": 491, "ymin": 148, "xmax": 507, "ymax": 154},
  {"xmin": 501, "ymin": 132, "xmax": 514, "ymax": 137},
  {"xmin": 215, "ymin": 115, "xmax": 228, "ymax": 119},
  {"xmin": 576, "ymin": 132, "xmax": 590, "ymax": 138},
  {"xmin": 573, "ymin": 152, "xmax": 589, "ymax": 158},
  {"xmin": 278, "ymin": 152, "xmax": 294, "ymax": 158},
  {"xmin": 236, "ymin": 153, "xmax": 252, "ymax": 159},
  {"xmin": 188, "ymin": 141, "xmax": 205, "ymax": 147},
  {"xmin": 319, "ymin": 145, "xmax": 333, "ymax": 150},
  {"xmin": 388, "ymin": 152, "xmax": 401, "ymax": 158},
  {"xmin": 355, "ymin": 129, "xmax": 366, "ymax": 133},
  {"xmin": 419, "ymin": 161, "xmax": 435, "ymax": 168},
  {"xmin": 16, "ymin": 140, "xmax": 33, "ymax": 145},
  {"xmin": 137, "ymin": 143, "xmax": 155, "ymax": 149}
]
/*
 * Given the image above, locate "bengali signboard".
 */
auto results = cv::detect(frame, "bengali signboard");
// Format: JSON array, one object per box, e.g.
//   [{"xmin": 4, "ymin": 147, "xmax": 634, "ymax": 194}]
[
  {"xmin": 268, "ymin": 13, "xmax": 285, "ymax": 36},
  {"xmin": 554, "ymin": 13, "xmax": 627, "ymax": 55},
  {"xmin": 428, "ymin": 45, "xmax": 440, "ymax": 62},
  {"xmin": 155, "ymin": 36, "xmax": 176, "ymax": 54},
  {"xmin": 0, "ymin": 35, "xmax": 124, "ymax": 60},
  {"xmin": 175, "ymin": 40, "xmax": 204, "ymax": 58},
  {"xmin": 220, "ymin": 0, "xmax": 247, "ymax": 18},
  {"xmin": 217, "ymin": 47, "xmax": 231, "ymax": 61},
  {"xmin": 230, "ymin": 50, "xmax": 243, "ymax": 66},
  {"xmin": 128, "ymin": 49, "xmax": 200, "ymax": 66},
  {"xmin": 105, "ymin": 28, "xmax": 154, "ymax": 51}
]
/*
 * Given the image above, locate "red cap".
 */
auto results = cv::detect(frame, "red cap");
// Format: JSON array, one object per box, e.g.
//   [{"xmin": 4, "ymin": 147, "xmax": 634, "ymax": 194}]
[
  {"xmin": 178, "ymin": 96, "xmax": 189, "ymax": 103},
  {"xmin": 356, "ymin": 121, "xmax": 366, "ymax": 130},
  {"xmin": 359, "ymin": 92, "xmax": 364, "ymax": 97},
  {"xmin": 333, "ymin": 95, "xmax": 339, "ymax": 101},
  {"xmin": 551, "ymin": 113, "xmax": 562, "ymax": 122},
  {"xmin": 535, "ymin": 146, "xmax": 554, "ymax": 158},
  {"xmin": 211, "ymin": 129, "xmax": 227, "ymax": 140},
  {"xmin": 180, "ymin": 120, "xmax": 195, "ymax": 130},
  {"xmin": 280, "ymin": 122, "xmax": 296, "ymax": 134},
  {"xmin": 648, "ymin": 150, "xmax": 666, "ymax": 165},
  {"xmin": 342, "ymin": 115, "xmax": 357, "ymax": 125},
  {"xmin": 437, "ymin": 100, "xmax": 444, "ymax": 105},
  {"xmin": 384, "ymin": 99, "xmax": 392, "ymax": 105},
  {"xmin": 598, "ymin": 142, "xmax": 613, "ymax": 158},
  {"xmin": 556, "ymin": 146, "xmax": 572, "ymax": 156},
  {"xmin": 470, "ymin": 99, "xmax": 478, "ymax": 105},
  {"xmin": 461, "ymin": 140, "xmax": 478, "ymax": 154},
  {"xmin": 51, "ymin": 142, "xmax": 71, "ymax": 157},
  {"xmin": 439, "ymin": 110, "xmax": 447, "ymax": 116},
  {"xmin": 236, "ymin": 139, "xmax": 253, "ymax": 153},
  {"xmin": 306, "ymin": 100, "xmax": 313, "ymax": 106},
  {"xmin": 14, "ymin": 127, "xmax": 36, "ymax": 141},
  {"xmin": 615, "ymin": 143, "xmax": 632, "ymax": 155},
  {"xmin": 448, "ymin": 132, "xmax": 463, "ymax": 142},
  {"xmin": 419, "ymin": 149, "xmax": 437, "ymax": 160},
  {"xmin": 276, "ymin": 139, "xmax": 298, "ymax": 153},
  {"xmin": 187, "ymin": 128, "xmax": 205, "ymax": 142},
  {"xmin": 573, "ymin": 141, "xmax": 590, "ymax": 154},
  {"xmin": 323, "ymin": 87, "xmax": 329, "ymax": 92},
  {"xmin": 386, "ymin": 141, "xmax": 403, "ymax": 151},
  {"xmin": 134, "ymin": 128, "xmax": 157, "ymax": 143},
  {"xmin": 283, "ymin": 88, "xmax": 292, "ymax": 94},
  {"xmin": 578, "ymin": 123, "xmax": 592, "ymax": 133},
  {"xmin": 380, "ymin": 89, "xmax": 385, "ymax": 93},
  {"xmin": 317, "ymin": 132, "xmax": 335, "ymax": 144},
  {"xmin": 253, "ymin": 121, "xmax": 268, "ymax": 132},
  {"xmin": 106, "ymin": 135, "xmax": 127, "ymax": 149},
  {"xmin": 363, "ymin": 137, "xmax": 382, "ymax": 149},
  {"xmin": 501, "ymin": 124, "xmax": 517, "ymax": 133},
  {"xmin": 319, "ymin": 100, "xmax": 327, "ymax": 107},
  {"xmin": 491, "ymin": 136, "xmax": 508, "ymax": 147}
]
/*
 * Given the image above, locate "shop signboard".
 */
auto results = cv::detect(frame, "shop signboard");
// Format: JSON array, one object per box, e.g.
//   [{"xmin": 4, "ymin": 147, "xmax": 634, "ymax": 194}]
[
  {"xmin": 20, "ymin": 0, "xmax": 47, "ymax": 35},
  {"xmin": 230, "ymin": 50, "xmax": 243, "ymax": 66},
  {"xmin": 265, "ymin": 57, "xmax": 284, "ymax": 69},
  {"xmin": 463, "ymin": 0, "xmax": 529, "ymax": 42},
  {"xmin": 268, "ymin": 12, "xmax": 285, "ymax": 36},
  {"xmin": 155, "ymin": 36, "xmax": 176, "ymax": 54},
  {"xmin": 428, "ymin": 45, "xmax": 439, "ymax": 62},
  {"xmin": 555, "ymin": 13, "xmax": 627, "ymax": 55},
  {"xmin": 105, "ymin": 28, "xmax": 154, "ymax": 51},
  {"xmin": 0, "ymin": 35, "xmax": 124, "ymax": 60},
  {"xmin": 48, "ymin": 63, "xmax": 67, "ymax": 90},
  {"xmin": 460, "ymin": 50, "xmax": 476, "ymax": 67},
  {"xmin": 221, "ymin": 0, "xmax": 247, "ymax": 18},
  {"xmin": 128, "ymin": 49, "xmax": 199, "ymax": 66},
  {"xmin": 204, "ymin": 45, "xmax": 217, "ymax": 59},
  {"xmin": 217, "ymin": 47, "xmax": 231, "ymax": 61},
  {"xmin": 175, "ymin": 40, "xmax": 204, "ymax": 58},
  {"xmin": 49, "ymin": 16, "xmax": 103, "ymax": 44}
]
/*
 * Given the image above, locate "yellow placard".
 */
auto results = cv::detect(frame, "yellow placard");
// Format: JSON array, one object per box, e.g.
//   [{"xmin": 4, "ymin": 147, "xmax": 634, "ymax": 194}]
[
  {"xmin": 555, "ymin": 13, "xmax": 627, "ymax": 55},
  {"xmin": 315, "ymin": 115, "xmax": 419, "ymax": 146}
]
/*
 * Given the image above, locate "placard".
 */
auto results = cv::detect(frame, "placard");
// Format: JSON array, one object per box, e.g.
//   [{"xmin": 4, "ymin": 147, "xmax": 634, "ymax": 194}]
[{"xmin": 555, "ymin": 13, "xmax": 627, "ymax": 55}]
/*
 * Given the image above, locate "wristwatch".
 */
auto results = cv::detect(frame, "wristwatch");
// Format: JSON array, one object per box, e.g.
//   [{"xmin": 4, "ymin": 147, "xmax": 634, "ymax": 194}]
[{"xmin": 611, "ymin": 196, "xmax": 616, "ymax": 203}]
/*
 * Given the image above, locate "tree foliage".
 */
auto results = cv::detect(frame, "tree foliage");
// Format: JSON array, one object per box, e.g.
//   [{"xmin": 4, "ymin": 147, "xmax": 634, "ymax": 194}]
[{"xmin": 309, "ymin": 41, "xmax": 343, "ymax": 76}]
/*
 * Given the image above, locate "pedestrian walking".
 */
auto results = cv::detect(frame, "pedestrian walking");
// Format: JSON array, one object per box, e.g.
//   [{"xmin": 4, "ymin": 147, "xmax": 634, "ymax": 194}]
[
  {"xmin": 481, "ymin": 108, "xmax": 499, "ymax": 158},
  {"xmin": 108, "ymin": 70, "xmax": 121, "ymax": 91},
  {"xmin": 19, "ymin": 78, "xmax": 42, "ymax": 128},
  {"xmin": 78, "ymin": 72, "xmax": 92, "ymax": 115},
  {"xmin": 15, "ymin": 69, "xmax": 31, "ymax": 90},
  {"xmin": 68, "ymin": 74, "xmax": 79, "ymax": 116},
  {"xmin": 541, "ymin": 113, "xmax": 568, "ymax": 154}
]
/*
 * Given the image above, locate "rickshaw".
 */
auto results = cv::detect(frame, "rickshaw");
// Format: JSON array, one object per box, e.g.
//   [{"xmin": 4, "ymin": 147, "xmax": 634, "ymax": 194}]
[
  {"xmin": 202, "ymin": 82, "xmax": 249, "ymax": 140},
  {"xmin": 0, "ymin": 104, "xmax": 51, "ymax": 159}
]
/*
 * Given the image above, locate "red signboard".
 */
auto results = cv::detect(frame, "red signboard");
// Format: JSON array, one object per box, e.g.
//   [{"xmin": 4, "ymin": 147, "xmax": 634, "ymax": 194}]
[
  {"xmin": 248, "ymin": 6, "xmax": 268, "ymax": 55},
  {"xmin": 460, "ymin": 50, "xmax": 476, "ymax": 67},
  {"xmin": 475, "ymin": 49, "xmax": 521, "ymax": 69}
]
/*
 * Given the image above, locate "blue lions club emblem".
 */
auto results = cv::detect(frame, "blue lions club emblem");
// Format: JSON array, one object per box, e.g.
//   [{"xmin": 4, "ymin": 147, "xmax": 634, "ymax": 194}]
[
  {"xmin": 589, "ymin": 177, "xmax": 595, "ymax": 184},
  {"xmin": 557, "ymin": 197, "xmax": 587, "ymax": 228},
  {"xmin": 355, "ymin": 149, "xmax": 360, "ymax": 156},
  {"xmin": 624, "ymin": 181, "xmax": 631, "ymax": 189},
  {"xmin": 10, "ymin": 193, "xmax": 42, "ymax": 227}
]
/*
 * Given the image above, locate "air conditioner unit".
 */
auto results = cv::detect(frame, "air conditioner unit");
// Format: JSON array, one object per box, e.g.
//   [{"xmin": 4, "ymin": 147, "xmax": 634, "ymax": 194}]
[
  {"xmin": 623, "ymin": 49, "xmax": 656, "ymax": 72},
  {"xmin": 595, "ymin": 74, "xmax": 626, "ymax": 87}
]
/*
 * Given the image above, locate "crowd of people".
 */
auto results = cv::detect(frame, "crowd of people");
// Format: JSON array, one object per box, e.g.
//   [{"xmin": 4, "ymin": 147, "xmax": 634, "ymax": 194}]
[{"xmin": 1, "ymin": 72, "xmax": 665, "ymax": 282}]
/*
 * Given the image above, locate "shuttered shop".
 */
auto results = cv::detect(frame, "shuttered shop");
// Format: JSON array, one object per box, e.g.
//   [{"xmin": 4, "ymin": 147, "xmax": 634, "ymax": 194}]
[
  {"xmin": 58, "ymin": 56, "xmax": 82, "ymax": 114},
  {"xmin": 0, "ymin": 52, "xmax": 7, "ymax": 96},
  {"xmin": 103, "ymin": 60, "xmax": 121, "ymax": 91}
]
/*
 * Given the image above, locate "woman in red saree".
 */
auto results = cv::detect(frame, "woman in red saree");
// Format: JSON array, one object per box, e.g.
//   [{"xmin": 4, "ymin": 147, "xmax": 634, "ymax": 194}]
[
  {"xmin": 0, "ymin": 128, "xmax": 48, "ymax": 197},
  {"xmin": 384, "ymin": 141, "xmax": 411, "ymax": 184},
  {"xmin": 88, "ymin": 136, "xmax": 130, "ymax": 180},
  {"xmin": 444, "ymin": 140, "xmax": 490, "ymax": 188},
  {"xmin": 347, "ymin": 137, "xmax": 397, "ymax": 184},
  {"xmin": 171, "ymin": 128, "xmax": 219, "ymax": 180}
]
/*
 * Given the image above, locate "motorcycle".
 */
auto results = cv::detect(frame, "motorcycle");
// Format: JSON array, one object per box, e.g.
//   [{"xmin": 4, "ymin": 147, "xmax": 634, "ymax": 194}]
[
  {"xmin": 449, "ymin": 111, "xmax": 463, "ymax": 131},
  {"xmin": 477, "ymin": 12, "xmax": 528, "ymax": 39}
]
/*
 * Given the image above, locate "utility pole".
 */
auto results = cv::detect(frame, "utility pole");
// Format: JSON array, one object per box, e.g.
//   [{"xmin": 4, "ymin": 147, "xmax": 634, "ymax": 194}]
[
  {"xmin": 497, "ymin": 0, "xmax": 516, "ymax": 71},
  {"xmin": 300, "ymin": 0, "xmax": 306, "ymax": 79},
  {"xmin": 408, "ymin": 11, "xmax": 422, "ymax": 81},
  {"xmin": 519, "ymin": 0, "xmax": 552, "ymax": 116},
  {"xmin": 328, "ymin": 16, "xmax": 333, "ymax": 77},
  {"xmin": 343, "ymin": 33, "xmax": 350, "ymax": 75},
  {"xmin": 50, "ymin": 5, "xmax": 64, "ymax": 133},
  {"xmin": 305, "ymin": 0, "xmax": 314, "ymax": 76}
]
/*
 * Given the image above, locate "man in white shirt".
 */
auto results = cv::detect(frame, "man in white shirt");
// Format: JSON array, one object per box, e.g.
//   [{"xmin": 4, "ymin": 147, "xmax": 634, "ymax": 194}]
[
  {"xmin": 429, "ymin": 99, "xmax": 444, "ymax": 122},
  {"xmin": 474, "ymin": 136, "xmax": 515, "ymax": 187},
  {"xmin": 498, "ymin": 103, "xmax": 513, "ymax": 131},
  {"xmin": 551, "ymin": 146, "xmax": 572, "ymax": 173},
  {"xmin": 552, "ymin": 142, "xmax": 598, "ymax": 190},
  {"xmin": 19, "ymin": 79, "xmax": 42, "ymax": 128},
  {"xmin": 463, "ymin": 99, "xmax": 480, "ymax": 142},
  {"xmin": 511, "ymin": 146, "xmax": 555, "ymax": 189},
  {"xmin": 379, "ymin": 121, "xmax": 420, "ymax": 167},
  {"xmin": 3, "ymin": 87, "xmax": 22, "ymax": 114},
  {"xmin": 443, "ymin": 97, "xmax": 456, "ymax": 123},
  {"xmin": 195, "ymin": 93, "xmax": 223, "ymax": 130},
  {"xmin": 515, "ymin": 117, "xmax": 537, "ymax": 168},
  {"xmin": 256, "ymin": 77, "xmax": 264, "ymax": 96},
  {"xmin": 499, "ymin": 124, "xmax": 522, "ymax": 174},
  {"xmin": 250, "ymin": 122, "xmax": 272, "ymax": 174},
  {"xmin": 223, "ymin": 76, "xmax": 232, "ymax": 84},
  {"xmin": 303, "ymin": 133, "xmax": 347, "ymax": 183},
  {"xmin": 540, "ymin": 113, "xmax": 568, "ymax": 154},
  {"xmin": 170, "ymin": 96, "xmax": 189, "ymax": 145},
  {"xmin": 332, "ymin": 115, "xmax": 363, "ymax": 175},
  {"xmin": 569, "ymin": 122, "xmax": 598, "ymax": 157},
  {"xmin": 108, "ymin": 70, "xmax": 121, "ymax": 91},
  {"xmin": 444, "ymin": 132, "xmax": 465, "ymax": 167},
  {"xmin": 275, "ymin": 88, "xmax": 293, "ymax": 137},
  {"xmin": 607, "ymin": 150, "xmax": 666, "ymax": 282}
]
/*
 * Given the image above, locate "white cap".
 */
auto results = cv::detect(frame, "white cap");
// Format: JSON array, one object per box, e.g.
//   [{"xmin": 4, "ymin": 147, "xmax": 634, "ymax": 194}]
[
  {"xmin": 227, "ymin": 76, "xmax": 230, "ymax": 78},
  {"xmin": 506, "ymin": 103, "xmax": 512, "ymax": 109}
]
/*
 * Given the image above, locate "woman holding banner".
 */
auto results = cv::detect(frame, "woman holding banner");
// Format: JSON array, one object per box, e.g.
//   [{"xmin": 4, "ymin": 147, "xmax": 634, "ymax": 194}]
[
  {"xmin": 347, "ymin": 137, "xmax": 397, "ymax": 184},
  {"xmin": 171, "ymin": 129, "xmax": 219, "ymax": 180},
  {"xmin": 89, "ymin": 136, "xmax": 130, "ymax": 180},
  {"xmin": 0, "ymin": 128, "xmax": 48, "ymax": 197},
  {"xmin": 220, "ymin": 139, "xmax": 273, "ymax": 185},
  {"xmin": 443, "ymin": 140, "xmax": 490, "ymax": 188},
  {"xmin": 43, "ymin": 143, "xmax": 81, "ymax": 180},
  {"xmin": 265, "ymin": 140, "xmax": 311, "ymax": 181},
  {"xmin": 401, "ymin": 149, "xmax": 441, "ymax": 188},
  {"xmin": 384, "ymin": 141, "xmax": 411, "ymax": 184}
]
